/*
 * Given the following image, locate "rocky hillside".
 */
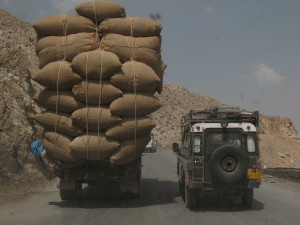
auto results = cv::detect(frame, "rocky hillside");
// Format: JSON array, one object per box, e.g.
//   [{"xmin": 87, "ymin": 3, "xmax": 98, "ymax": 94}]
[
  {"xmin": 259, "ymin": 116, "xmax": 300, "ymax": 168},
  {"xmin": 0, "ymin": 9, "xmax": 43, "ymax": 186},
  {"xmin": 152, "ymin": 85, "xmax": 220, "ymax": 147},
  {"xmin": 0, "ymin": 9, "xmax": 299, "ymax": 189}
]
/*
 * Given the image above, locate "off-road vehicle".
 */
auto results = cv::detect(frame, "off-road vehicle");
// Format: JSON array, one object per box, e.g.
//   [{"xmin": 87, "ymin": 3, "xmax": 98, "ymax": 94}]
[
  {"xmin": 173, "ymin": 107, "xmax": 262, "ymax": 209},
  {"xmin": 145, "ymin": 134, "xmax": 158, "ymax": 153}
]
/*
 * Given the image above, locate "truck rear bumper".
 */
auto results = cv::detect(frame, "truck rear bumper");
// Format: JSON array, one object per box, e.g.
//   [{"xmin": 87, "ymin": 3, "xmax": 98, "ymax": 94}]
[{"xmin": 61, "ymin": 159, "xmax": 142, "ymax": 183}]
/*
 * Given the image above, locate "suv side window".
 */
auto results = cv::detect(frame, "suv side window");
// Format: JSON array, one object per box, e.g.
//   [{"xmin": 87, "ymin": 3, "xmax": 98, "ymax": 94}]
[
  {"xmin": 246, "ymin": 134, "xmax": 259, "ymax": 154},
  {"xmin": 193, "ymin": 135, "xmax": 201, "ymax": 153}
]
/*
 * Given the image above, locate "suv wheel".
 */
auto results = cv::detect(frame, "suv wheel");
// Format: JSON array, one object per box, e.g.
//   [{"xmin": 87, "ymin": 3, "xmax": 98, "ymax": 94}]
[
  {"xmin": 185, "ymin": 186, "xmax": 198, "ymax": 209},
  {"xmin": 178, "ymin": 181, "xmax": 184, "ymax": 199},
  {"xmin": 209, "ymin": 145, "xmax": 247, "ymax": 183},
  {"xmin": 242, "ymin": 188, "xmax": 254, "ymax": 207}
]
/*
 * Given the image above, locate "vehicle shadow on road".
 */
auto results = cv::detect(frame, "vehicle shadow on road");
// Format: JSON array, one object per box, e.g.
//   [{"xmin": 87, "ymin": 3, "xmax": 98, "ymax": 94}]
[
  {"xmin": 190, "ymin": 196, "xmax": 265, "ymax": 212},
  {"xmin": 48, "ymin": 178, "xmax": 180, "ymax": 209}
]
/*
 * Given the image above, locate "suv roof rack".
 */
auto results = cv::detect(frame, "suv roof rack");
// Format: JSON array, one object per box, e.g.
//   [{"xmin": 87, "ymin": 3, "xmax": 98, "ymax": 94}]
[{"xmin": 182, "ymin": 106, "xmax": 259, "ymax": 127}]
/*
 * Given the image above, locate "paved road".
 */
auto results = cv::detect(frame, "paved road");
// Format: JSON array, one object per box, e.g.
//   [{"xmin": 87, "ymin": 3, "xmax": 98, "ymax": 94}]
[{"xmin": 0, "ymin": 149, "xmax": 300, "ymax": 225}]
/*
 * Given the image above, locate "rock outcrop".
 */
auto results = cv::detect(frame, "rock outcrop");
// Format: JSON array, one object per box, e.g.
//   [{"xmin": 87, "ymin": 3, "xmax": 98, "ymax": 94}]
[
  {"xmin": 151, "ymin": 85, "xmax": 220, "ymax": 147},
  {"xmin": 0, "ymin": 9, "xmax": 42, "ymax": 185}
]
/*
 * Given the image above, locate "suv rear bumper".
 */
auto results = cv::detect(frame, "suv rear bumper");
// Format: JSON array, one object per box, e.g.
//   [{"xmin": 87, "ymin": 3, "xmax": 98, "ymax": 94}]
[{"xmin": 189, "ymin": 180, "xmax": 261, "ymax": 191}]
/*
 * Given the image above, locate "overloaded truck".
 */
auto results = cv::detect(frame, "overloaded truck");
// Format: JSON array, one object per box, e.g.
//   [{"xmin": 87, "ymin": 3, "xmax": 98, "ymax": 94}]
[
  {"xmin": 173, "ymin": 107, "xmax": 262, "ymax": 208},
  {"xmin": 30, "ymin": 1, "xmax": 165, "ymax": 200}
]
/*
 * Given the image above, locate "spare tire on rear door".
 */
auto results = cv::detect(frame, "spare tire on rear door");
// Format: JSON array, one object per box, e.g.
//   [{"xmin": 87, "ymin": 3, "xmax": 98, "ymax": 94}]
[{"xmin": 209, "ymin": 145, "xmax": 247, "ymax": 183}]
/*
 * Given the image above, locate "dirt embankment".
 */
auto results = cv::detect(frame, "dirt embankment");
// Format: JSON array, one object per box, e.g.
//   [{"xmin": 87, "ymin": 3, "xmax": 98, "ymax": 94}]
[
  {"xmin": 259, "ymin": 116, "xmax": 300, "ymax": 168},
  {"xmin": 0, "ymin": 9, "xmax": 43, "ymax": 186}
]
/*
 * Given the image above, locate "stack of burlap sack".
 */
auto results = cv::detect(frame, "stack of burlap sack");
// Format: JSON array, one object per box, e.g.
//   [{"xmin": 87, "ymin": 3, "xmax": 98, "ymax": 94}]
[{"xmin": 31, "ymin": 0, "xmax": 166, "ymax": 167}]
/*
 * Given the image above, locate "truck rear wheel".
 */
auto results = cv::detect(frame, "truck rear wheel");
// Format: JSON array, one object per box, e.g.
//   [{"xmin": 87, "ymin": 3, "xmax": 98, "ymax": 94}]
[
  {"xmin": 242, "ymin": 188, "xmax": 254, "ymax": 207},
  {"xmin": 120, "ymin": 183, "xmax": 140, "ymax": 199},
  {"xmin": 185, "ymin": 186, "xmax": 198, "ymax": 209},
  {"xmin": 60, "ymin": 189, "xmax": 78, "ymax": 200},
  {"xmin": 120, "ymin": 173, "xmax": 141, "ymax": 199},
  {"xmin": 129, "ymin": 180, "xmax": 141, "ymax": 199},
  {"xmin": 59, "ymin": 180, "xmax": 82, "ymax": 200}
]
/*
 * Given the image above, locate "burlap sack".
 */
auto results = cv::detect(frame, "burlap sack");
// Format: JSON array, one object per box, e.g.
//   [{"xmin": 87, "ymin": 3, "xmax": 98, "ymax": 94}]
[
  {"xmin": 34, "ymin": 111, "xmax": 84, "ymax": 137},
  {"xmin": 109, "ymin": 135, "xmax": 150, "ymax": 165},
  {"xmin": 70, "ymin": 133, "xmax": 120, "ymax": 160},
  {"xmin": 33, "ymin": 14, "xmax": 96, "ymax": 37},
  {"xmin": 71, "ymin": 49, "xmax": 122, "ymax": 80},
  {"xmin": 110, "ymin": 61, "xmax": 160, "ymax": 92},
  {"xmin": 76, "ymin": 0, "xmax": 126, "ymax": 23},
  {"xmin": 36, "ymin": 32, "xmax": 99, "ymax": 54},
  {"xmin": 99, "ymin": 17, "xmax": 162, "ymax": 37},
  {"xmin": 71, "ymin": 107, "xmax": 121, "ymax": 131},
  {"xmin": 109, "ymin": 93, "xmax": 162, "ymax": 117},
  {"xmin": 33, "ymin": 89, "xmax": 84, "ymax": 113},
  {"xmin": 105, "ymin": 117, "xmax": 155, "ymax": 141},
  {"xmin": 43, "ymin": 132, "xmax": 80, "ymax": 163},
  {"xmin": 100, "ymin": 34, "xmax": 162, "ymax": 70},
  {"xmin": 32, "ymin": 61, "xmax": 82, "ymax": 90},
  {"xmin": 37, "ymin": 33, "xmax": 99, "ymax": 69},
  {"xmin": 155, "ymin": 63, "xmax": 167, "ymax": 94},
  {"xmin": 100, "ymin": 33, "xmax": 161, "ymax": 52},
  {"xmin": 72, "ymin": 81, "xmax": 123, "ymax": 105}
]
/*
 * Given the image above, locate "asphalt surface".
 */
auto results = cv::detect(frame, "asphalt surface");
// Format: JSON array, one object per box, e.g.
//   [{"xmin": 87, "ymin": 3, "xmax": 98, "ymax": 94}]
[{"xmin": 0, "ymin": 149, "xmax": 300, "ymax": 225}]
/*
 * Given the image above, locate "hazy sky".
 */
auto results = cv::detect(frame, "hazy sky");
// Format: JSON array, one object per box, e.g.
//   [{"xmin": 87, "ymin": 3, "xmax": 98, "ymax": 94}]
[{"xmin": 1, "ymin": 0, "xmax": 300, "ymax": 131}]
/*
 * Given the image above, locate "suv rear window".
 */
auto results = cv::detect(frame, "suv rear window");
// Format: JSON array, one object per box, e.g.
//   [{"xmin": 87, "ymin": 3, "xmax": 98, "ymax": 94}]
[{"xmin": 206, "ymin": 129, "xmax": 242, "ymax": 154}]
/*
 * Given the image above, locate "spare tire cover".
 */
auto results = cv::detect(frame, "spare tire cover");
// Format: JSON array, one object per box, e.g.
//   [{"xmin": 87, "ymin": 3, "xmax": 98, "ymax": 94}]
[{"xmin": 209, "ymin": 145, "xmax": 247, "ymax": 183}]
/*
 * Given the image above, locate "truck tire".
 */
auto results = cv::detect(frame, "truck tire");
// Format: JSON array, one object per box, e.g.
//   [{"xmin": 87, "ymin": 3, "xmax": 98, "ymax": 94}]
[
  {"xmin": 120, "ymin": 184, "xmax": 140, "ymax": 199},
  {"xmin": 59, "ymin": 180, "xmax": 82, "ymax": 200},
  {"xmin": 209, "ymin": 145, "xmax": 247, "ymax": 183},
  {"xmin": 60, "ymin": 189, "xmax": 78, "ymax": 200},
  {"xmin": 120, "ymin": 170, "xmax": 141, "ymax": 199},
  {"xmin": 130, "ymin": 180, "xmax": 141, "ymax": 199},
  {"xmin": 242, "ymin": 188, "xmax": 254, "ymax": 207},
  {"xmin": 185, "ymin": 186, "xmax": 198, "ymax": 209}
]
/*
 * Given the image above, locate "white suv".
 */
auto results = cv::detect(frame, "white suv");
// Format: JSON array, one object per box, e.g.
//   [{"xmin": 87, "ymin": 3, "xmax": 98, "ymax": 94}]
[{"xmin": 145, "ymin": 135, "xmax": 158, "ymax": 153}]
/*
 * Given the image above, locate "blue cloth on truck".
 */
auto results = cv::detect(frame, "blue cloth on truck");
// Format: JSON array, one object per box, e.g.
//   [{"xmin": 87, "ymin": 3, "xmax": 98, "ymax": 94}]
[{"xmin": 30, "ymin": 140, "xmax": 44, "ymax": 157}]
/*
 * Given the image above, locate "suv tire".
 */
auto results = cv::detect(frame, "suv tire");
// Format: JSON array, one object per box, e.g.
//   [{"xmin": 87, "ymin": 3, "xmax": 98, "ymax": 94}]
[
  {"xmin": 209, "ymin": 145, "xmax": 247, "ymax": 183},
  {"xmin": 185, "ymin": 186, "xmax": 198, "ymax": 209},
  {"xmin": 179, "ymin": 181, "xmax": 184, "ymax": 199},
  {"xmin": 242, "ymin": 188, "xmax": 254, "ymax": 207}
]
